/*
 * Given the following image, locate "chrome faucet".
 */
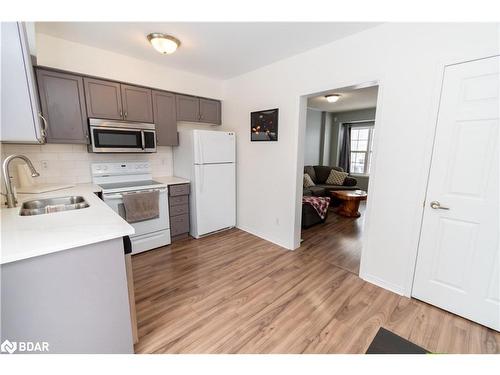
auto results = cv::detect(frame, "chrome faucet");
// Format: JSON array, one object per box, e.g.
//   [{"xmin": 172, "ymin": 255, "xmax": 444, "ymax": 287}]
[{"xmin": 2, "ymin": 154, "xmax": 40, "ymax": 208}]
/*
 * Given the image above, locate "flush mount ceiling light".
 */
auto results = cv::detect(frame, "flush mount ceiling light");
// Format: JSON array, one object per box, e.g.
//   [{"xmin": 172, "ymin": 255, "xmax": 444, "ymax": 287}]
[
  {"xmin": 325, "ymin": 94, "xmax": 341, "ymax": 103},
  {"xmin": 147, "ymin": 33, "xmax": 180, "ymax": 55}
]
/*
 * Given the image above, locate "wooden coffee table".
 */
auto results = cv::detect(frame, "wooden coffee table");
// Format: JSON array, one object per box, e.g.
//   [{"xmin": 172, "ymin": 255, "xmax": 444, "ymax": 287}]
[{"xmin": 330, "ymin": 190, "xmax": 367, "ymax": 218}]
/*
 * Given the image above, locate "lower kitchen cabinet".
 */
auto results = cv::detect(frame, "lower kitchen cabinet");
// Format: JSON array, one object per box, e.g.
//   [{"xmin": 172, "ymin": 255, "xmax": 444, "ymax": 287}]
[
  {"xmin": 0, "ymin": 238, "xmax": 134, "ymax": 353},
  {"xmin": 168, "ymin": 183, "xmax": 190, "ymax": 241}
]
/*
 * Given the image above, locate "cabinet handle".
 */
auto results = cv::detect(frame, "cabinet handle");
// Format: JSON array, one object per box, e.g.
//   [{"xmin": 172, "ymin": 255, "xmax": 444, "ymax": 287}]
[
  {"xmin": 120, "ymin": 109, "xmax": 123, "ymax": 118},
  {"xmin": 38, "ymin": 112, "xmax": 48, "ymax": 142},
  {"xmin": 124, "ymin": 111, "xmax": 128, "ymax": 119}
]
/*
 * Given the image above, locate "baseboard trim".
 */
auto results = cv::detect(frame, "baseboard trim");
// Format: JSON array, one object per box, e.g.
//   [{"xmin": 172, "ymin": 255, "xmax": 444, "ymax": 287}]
[{"xmin": 236, "ymin": 225, "xmax": 292, "ymax": 250}]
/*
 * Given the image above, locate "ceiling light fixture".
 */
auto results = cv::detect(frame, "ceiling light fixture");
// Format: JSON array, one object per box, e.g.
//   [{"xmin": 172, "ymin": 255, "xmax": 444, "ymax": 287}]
[
  {"xmin": 325, "ymin": 94, "xmax": 341, "ymax": 103},
  {"xmin": 147, "ymin": 33, "xmax": 180, "ymax": 55}
]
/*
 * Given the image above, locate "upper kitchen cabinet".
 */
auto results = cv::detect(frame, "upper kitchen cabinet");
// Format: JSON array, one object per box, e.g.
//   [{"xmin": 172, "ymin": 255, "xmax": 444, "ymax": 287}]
[
  {"xmin": 84, "ymin": 78, "xmax": 123, "ymax": 120},
  {"xmin": 36, "ymin": 69, "xmax": 89, "ymax": 144},
  {"xmin": 152, "ymin": 90, "xmax": 178, "ymax": 146},
  {"xmin": 121, "ymin": 84, "xmax": 153, "ymax": 123},
  {"xmin": 84, "ymin": 78, "xmax": 154, "ymax": 123},
  {"xmin": 1, "ymin": 22, "xmax": 45, "ymax": 143},
  {"xmin": 176, "ymin": 94, "xmax": 221, "ymax": 125},
  {"xmin": 199, "ymin": 98, "xmax": 221, "ymax": 125},
  {"xmin": 176, "ymin": 94, "xmax": 200, "ymax": 123}
]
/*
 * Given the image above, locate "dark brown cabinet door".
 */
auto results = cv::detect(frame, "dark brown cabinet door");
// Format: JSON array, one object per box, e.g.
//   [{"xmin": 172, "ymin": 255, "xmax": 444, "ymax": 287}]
[
  {"xmin": 121, "ymin": 84, "xmax": 153, "ymax": 123},
  {"xmin": 152, "ymin": 90, "xmax": 178, "ymax": 146},
  {"xmin": 36, "ymin": 69, "xmax": 89, "ymax": 144},
  {"xmin": 176, "ymin": 94, "xmax": 200, "ymax": 122},
  {"xmin": 83, "ymin": 77, "xmax": 123, "ymax": 120},
  {"xmin": 199, "ymin": 98, "xmax": 221, "ymax": 125}
]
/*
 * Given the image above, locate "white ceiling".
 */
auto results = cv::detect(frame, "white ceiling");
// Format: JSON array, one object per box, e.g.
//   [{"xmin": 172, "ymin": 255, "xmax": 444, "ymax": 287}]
[
  {"xmin": 36, "ymin": 22, "xmax": 380, "ymax": 80},
  {"xmin": 307, "ymin": 85, "xmax": 379, "ymax": 113}
]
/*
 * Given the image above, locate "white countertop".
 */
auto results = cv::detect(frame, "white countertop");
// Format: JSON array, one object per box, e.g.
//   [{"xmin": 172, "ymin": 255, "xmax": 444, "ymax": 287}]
[
  {"xmin": 153, "ymin": 176, "xmax": 190, "ymax": 185},
  {"xmin": 1, "ymin": 183, "xmax": 134, "ymax": 265},
  {"xmin": 0, "ymin": 176, "xmax": 190, "ymax": 265}
]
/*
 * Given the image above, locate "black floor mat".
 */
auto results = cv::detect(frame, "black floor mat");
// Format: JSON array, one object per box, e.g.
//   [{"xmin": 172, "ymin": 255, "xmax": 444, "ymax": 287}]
[{"xmin": 366, "ymin": 327, "xmax": 429, "ymax": 354}]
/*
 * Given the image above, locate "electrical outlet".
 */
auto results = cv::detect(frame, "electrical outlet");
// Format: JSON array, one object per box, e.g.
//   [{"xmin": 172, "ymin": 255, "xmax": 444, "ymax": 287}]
[
  {"xmin": 275, "ymin": 217, "xmax": 280, "ymax": 225},
  {"xmin": 41, "ymin": 160, "xmax": 49, "ymax": 170}
]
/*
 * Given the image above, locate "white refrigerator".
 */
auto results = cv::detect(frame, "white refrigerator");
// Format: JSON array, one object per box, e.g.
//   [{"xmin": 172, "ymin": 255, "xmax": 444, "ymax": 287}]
[{"xmin": 173, "ymin": 130, "xmax": 236, "ymax": 238}]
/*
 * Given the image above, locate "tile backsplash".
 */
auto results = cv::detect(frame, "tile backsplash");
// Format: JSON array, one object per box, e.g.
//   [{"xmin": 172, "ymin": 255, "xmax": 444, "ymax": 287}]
[{"xmin": 0, "ymin": 143, "xmax": 174, "ymax": 188}]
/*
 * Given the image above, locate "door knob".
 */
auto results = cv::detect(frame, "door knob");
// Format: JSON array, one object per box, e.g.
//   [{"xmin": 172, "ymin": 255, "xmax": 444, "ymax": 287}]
[{"xmin": 430, "ymin": 201, "xmax": 450, "ymax": 210}]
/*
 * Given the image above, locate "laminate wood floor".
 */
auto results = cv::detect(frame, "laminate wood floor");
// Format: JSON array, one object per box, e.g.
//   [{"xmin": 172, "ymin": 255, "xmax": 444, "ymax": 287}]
[
  {"xmin": 301, "ymin": 202, "xmax": 365, "ymax": 274},
  {"xmin": 132, "ymin": 226, "xmax": 499, "ymax": 354}
]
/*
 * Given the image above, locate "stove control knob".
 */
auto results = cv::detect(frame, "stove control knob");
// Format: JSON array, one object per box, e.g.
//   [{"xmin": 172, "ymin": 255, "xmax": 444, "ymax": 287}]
[{"xmin": 103, "ymin": 166, "xmax": 108, "ymax": 171}]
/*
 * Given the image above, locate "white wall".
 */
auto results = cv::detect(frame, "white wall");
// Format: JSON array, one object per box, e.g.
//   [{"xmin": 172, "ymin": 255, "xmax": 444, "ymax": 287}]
[
  {"xmin": 303, "ymin": 109, "xmax": 322, "ymax": 165},
  {"xmin": 221, "ymin": 23, "xmax": 500, "ymax": 295},
  {"xmin": 36, "ymin": 33, "xmax": 224, "ymax": 99}
]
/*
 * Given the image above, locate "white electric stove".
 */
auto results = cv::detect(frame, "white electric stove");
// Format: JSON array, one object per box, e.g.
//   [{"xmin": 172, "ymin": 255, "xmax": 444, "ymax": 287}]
[{"xmin": 91, "ymin": 162, "xmax": 171, "ymax": 254}]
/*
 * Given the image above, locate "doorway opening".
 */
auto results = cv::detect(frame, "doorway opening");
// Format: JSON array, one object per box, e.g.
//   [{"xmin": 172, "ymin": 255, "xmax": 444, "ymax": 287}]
[{"xmin": 297, "ymin": 82, "xmax": 380, "ymax": 275}]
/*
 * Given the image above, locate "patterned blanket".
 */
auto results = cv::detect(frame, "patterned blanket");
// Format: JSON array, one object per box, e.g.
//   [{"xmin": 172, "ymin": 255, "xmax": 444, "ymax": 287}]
[{"xmin": 302, "ymin": 196, "xmax": 331, "ymax": 220}]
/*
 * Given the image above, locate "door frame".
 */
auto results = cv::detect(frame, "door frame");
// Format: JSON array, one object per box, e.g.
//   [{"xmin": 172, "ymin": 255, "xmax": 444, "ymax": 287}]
[
  {"xmin": 293, "ymin": 79, "xmax": 384, "ymax": 279},
  {"xmin": 410, "ymin": 52, "xmax": 500, "ymax": 297}
]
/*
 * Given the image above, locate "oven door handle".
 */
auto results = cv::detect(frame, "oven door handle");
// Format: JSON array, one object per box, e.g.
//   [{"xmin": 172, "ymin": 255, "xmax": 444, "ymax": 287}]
[{"xmin": 103, "ymin": 188, "xmax": 167, "ymax": 200}]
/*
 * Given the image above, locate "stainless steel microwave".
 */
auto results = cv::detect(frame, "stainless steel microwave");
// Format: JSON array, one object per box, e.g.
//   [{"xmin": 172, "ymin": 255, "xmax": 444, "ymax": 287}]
[{"xmin": 88, "ymin": 118, "xmax": 156, "ymax": 153}]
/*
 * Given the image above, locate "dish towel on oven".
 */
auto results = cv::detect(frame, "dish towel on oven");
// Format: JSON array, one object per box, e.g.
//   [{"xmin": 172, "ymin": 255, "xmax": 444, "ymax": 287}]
[
  {"xmin": 122, "ymin": 190, "xmax": 160, "ymax": 223},
  {"xmin": 302, "ymin": 196, "xmax": 331, "ymax": 220}
]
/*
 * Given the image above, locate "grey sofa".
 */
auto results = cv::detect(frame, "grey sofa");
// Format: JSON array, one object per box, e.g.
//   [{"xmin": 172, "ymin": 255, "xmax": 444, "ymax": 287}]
[
  {"xmin": 302, "ymin": 201, "xmax": 330, "ymax": 228},
  {"xmin": 303, "ymin": 165, "xmax": 358, "ymax": 197}
]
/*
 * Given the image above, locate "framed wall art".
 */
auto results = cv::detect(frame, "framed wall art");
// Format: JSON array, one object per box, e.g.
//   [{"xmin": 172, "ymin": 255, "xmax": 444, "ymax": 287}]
[{"xmin": 250, "ymin": 108, "xmax": 278, "ymax": 141}]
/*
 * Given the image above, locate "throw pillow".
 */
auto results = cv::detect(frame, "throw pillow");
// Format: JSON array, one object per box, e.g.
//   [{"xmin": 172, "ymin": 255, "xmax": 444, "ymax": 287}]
[
  {"xmin": 304, "ymin": 166, "xmax": 317, "ymax": 183},
  {"xmin": 325, "ymin": 169, "xmax": 348, "ymax": 185},
  {"xmin": 303, "ymin": 173, "xmax": 316, "ymax": 188},
  {"xmin": 314, "ymin": 165, "xmax": 334, "ymax": 183}
]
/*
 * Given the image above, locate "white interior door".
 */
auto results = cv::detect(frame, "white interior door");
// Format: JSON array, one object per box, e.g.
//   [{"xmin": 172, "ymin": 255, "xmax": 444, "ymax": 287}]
[
  {"xmin": 413, "ymin": 56, "xmax": 499, "ymax": 331},
  {"xmin": 193, "ymin": 130, "xmax": 235, "ymax": 164},
  {"xmin": 192, "ymin": 163, "xmax": 236, "ymax": 237}
]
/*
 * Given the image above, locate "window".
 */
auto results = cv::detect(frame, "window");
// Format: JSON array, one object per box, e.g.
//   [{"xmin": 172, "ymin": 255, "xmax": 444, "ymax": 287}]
[{"xmin": 349, "ymin": 124, "xmax": 374, "ymax": 175}]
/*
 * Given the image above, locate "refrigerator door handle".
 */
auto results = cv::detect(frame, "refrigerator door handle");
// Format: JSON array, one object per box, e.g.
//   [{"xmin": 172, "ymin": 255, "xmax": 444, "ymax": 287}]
[
  {"xmin": 199, "ymin": 164, "xmax": 204, "ymax": 193},
  {"xmin": 198, "ymin": 137, "xmax": 204, "ymax": 165}
]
